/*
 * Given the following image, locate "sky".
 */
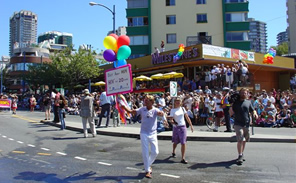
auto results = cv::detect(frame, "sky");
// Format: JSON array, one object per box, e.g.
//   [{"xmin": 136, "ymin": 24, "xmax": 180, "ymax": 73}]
[{"xmin": 0, "ymin": 0, "xmax": 287, "ymax": 57}]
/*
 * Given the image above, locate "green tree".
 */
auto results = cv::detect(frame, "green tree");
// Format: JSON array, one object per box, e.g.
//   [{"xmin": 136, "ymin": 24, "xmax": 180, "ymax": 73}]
[{"xmin": 271, "ymin": 42, "xmax": 289, "ymax": 56}]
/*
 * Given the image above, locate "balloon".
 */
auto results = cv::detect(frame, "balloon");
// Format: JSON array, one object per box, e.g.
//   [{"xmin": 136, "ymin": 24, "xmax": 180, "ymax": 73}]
[
  {"xmin": 113, "ymin": 59, "xmax": 127, "ymax": 68},
  {"xmin": 117, "ymin": 45, "xmax": 131, "ymax": 60},
  {"xmin": 103, "ymin": 36, "xmax": 118, "ymax": 51},
  {"xmin": 109, "ymin": 33, "xmax": 118, "ymax": 40},
  {"xmin": 103, "ymin": 49, "xmax": 116, "ymax": 62},
  {"xmin": 117, "ymin": 35, "xmax": 130, "ymax": 48}
]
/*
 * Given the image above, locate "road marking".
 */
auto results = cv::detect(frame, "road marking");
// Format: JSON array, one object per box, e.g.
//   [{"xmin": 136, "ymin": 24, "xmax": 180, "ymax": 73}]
[
  {"xmin": 8, "ymin": 138, "xmax": 14, "ymax": 141},
  {"xmin": 12, "ymin": 151, "xmax": 26, "ymax": 154},
  {"xmin": 41, "ymin": 148, "xmax": 50, "ymax": 151},
  {"xmin": 31, "ymin": 158, "xmax": 51, "ymax": 164},
  {"xmin": 28, "ymin": 144, "xmax": 35, "ymax": 147},
  {"xmin": 160, "ymin": 173, "xmax": 180, "ymax": 179},
  {"xmin": 56, "ymin": 152, "xmax": 67, "ymax": 156},
  {"xmin": 37, "ymin": 153, "xmax": 51, "ymax": 156},
  {"xmin": 17, "ymin": 141, "xmax": 24, "ymax": 144},
  {"xmin": 74, "ymin": 156, "xmax": 87, "ymax": 161},
  {"xmin": 98, "ymin": 162, "xmax": 112, "ymax": 166},
  {"xmin": 2, "ymin": 135, "xmax": 7, "ymax": 138}
]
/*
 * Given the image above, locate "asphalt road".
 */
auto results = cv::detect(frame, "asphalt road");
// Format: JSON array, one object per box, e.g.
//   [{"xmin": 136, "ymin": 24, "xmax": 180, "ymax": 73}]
[{"xmin": 0, "ymin": 112, "xmax": 295, "ymax": 183}]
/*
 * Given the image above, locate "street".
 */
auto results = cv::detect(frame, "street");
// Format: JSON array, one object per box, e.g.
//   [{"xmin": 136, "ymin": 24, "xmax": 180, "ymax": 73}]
[{"xmin": 0, "ymin": 111, "xmax": 295, "ymax": 183}]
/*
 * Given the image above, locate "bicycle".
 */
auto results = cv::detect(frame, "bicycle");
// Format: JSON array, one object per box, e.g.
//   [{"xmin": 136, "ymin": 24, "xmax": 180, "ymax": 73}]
[{"xmin": 206, "ymin": 113, "xmax": 234, "ymax": 130}]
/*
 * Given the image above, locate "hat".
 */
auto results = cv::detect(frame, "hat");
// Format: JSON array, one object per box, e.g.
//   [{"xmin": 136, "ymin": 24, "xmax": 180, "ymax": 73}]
[
  {"xmin": 83, "ymin": 89, "xmax": 90, "ymax": 95},
  {"xmin": 189, "ymin": 92, "xmax": 194, "ymax": 96},
  {"xmin": 223, "ymin": 87, "xmax": 230, "ymax": 91},
  {"xmin": 268, "ymin": 111, "xmax": 273, "ymax": 115},
  {"xmin": 283, "ymin": 103, "xmax": 289, "ymax": 107}
]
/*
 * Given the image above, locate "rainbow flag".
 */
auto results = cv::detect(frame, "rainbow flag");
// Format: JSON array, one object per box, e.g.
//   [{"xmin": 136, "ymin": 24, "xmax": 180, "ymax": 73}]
[{"xmin": 115, "ymin": 94, "xmax": 131, "ymax": 124}]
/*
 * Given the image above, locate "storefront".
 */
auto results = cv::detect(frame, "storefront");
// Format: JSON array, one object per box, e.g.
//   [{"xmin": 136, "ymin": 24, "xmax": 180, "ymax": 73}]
[{"xmin": 102, "ymin": 44, "xmax": 295, "ymax": 92}]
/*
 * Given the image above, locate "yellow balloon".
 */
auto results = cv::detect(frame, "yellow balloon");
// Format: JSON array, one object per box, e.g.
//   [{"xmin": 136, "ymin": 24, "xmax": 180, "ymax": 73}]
[{"xmin": 103, "ymin": 36, "xmax": 118, "ymax": 51}]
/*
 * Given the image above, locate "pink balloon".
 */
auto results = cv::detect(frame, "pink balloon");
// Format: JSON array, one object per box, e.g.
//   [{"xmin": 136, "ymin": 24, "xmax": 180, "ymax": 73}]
[
  {"xmin": 117, "ymin": 35, "xmax": 130, "ymax": 48},
  {"xmin": 109, "ymin": 33, "xmax": 118, "ymax": 40}
]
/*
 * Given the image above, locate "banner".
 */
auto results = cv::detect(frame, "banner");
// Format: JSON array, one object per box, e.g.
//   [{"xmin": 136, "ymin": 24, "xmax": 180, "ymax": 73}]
[
  {"xmin": 105, "ymin": 64, "xmax": 133, "ymax": 96},
  {"xmin": 0, "ymin": 99, "xmax": 11, "ymax": 108}
]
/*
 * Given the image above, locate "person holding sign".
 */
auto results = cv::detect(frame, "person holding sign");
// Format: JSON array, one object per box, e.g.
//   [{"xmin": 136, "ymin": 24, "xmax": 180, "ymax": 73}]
[{"xmin": 121, "ymin": 95, "xmax": 164, "ymax": 179}]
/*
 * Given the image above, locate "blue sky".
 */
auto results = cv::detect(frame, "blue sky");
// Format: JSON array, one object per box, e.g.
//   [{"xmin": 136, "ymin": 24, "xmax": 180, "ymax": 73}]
[{"xmin": 0, "ymin": 0, "xmax": 287, "ymax": 57}]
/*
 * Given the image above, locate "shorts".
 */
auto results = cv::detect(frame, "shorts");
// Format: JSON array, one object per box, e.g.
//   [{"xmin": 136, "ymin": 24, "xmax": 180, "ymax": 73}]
[
  {"xmin": 193, "ymin": 108, "xmax": 199, "ymax": 115},
  {"xmin": 234, "ymin": 125, "xmax": 250, "ymax": 142},
  {"xmin": 44, "ymin": 105, "xmax": 51, "ymax": 111},
  {"xmin": 215, "ymin": 111, "xmax": 224, "ymax": 118},
  {"xmin": 172, "ymin": 125, "xmax": 187, "ymax": 145}
]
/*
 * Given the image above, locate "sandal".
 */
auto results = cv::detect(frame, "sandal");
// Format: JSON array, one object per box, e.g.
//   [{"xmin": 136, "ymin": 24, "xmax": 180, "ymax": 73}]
[
  {"xmin": 145, "ymin": 172, "xmax": 152, "ymax": 179},
  {"xmin": 181, "ymin": 159, "xmax": 188, "ymax": 164}
]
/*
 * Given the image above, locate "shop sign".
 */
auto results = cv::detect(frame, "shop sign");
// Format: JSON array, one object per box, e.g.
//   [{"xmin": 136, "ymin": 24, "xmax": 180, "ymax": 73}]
[
  {"xmin": 203, "ymin": 44, "xmax": 255, "ymax": 62},
  {"xmin": 105, "ymin": 64, "xmax": 133, "ymax": 96},
  {"xmin": 170, "ymin": 81, "xmax": 177, "ymax": 97},
  {"xmin": 151, "ymin": 47, "xmax": 199, "ymax": 65}
]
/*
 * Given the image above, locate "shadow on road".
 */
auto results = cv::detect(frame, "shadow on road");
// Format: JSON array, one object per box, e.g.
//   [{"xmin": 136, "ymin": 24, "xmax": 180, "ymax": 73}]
[
  {"xmin": 189, "ymin": 159, "xmax": 237, "ymax": 169},
  {"xmin": 53, "ymin": 137, "xmax": 83, "ymax": 140},
  {"xmin": 14, "ymin": 171, "xmax": 71, "ymax": 183}
]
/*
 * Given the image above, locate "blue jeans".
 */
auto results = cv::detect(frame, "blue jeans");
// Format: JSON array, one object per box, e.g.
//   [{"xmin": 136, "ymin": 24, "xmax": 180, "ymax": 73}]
[{"xmin": 58, "ymin": 108, "xmax": 66, "ymax": 130}]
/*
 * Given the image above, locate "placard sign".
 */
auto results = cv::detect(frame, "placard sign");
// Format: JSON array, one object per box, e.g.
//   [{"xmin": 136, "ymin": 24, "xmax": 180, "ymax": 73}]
[
  {"xmin": 170, "ymin": 81, "xmax": 177, "ymax": 97},
  {"xmin": 105, "ymin": 64, "xmax": 133, "ymax": 96},
  {"xmin": 0, "ymin": 99, "xmax": 11, "ymax": 109}
]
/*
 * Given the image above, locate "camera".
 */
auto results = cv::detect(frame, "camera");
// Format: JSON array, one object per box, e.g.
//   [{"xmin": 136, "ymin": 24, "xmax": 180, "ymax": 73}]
[{"xmin": 229, "ymin": 91, "xmax": 240, "ymax": 104}]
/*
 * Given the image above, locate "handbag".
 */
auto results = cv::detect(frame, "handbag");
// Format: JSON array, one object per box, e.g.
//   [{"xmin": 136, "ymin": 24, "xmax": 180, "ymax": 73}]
[{"xmin": 182, "ymin": 107, "xmax": 190, "ymax": 128}]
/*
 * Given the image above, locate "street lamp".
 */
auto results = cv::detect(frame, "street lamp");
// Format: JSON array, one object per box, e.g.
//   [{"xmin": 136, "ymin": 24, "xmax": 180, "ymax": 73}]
[{"xmin": 89, "ymin": 1, "xmax": 116, "ymax": 34}]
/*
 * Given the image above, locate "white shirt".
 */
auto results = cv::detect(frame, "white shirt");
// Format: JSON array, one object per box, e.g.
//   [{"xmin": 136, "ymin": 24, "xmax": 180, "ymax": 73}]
[
  {"xmin": 169, "ymin": 107, "xmax": 186, "ymax": 126},
  {"xmin": 214, "ymin": 98, "xmax": 223, "ymax": 112},
  {"xmin": 136, "ymin": 106, "xmax": 160, "ymax": 135},
  {"xmin": 158, "ymin": 98, "xmax": 165, "ymax": 107},
  {"xmin": 99, "ymin": 91, "xmax": 114, "ymax": 106}
]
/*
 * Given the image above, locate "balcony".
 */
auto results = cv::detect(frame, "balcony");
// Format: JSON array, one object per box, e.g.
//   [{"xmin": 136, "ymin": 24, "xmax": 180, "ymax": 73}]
[{"xmin": 186, "ymin": 36, "xmax": 212, "ymax": 46}]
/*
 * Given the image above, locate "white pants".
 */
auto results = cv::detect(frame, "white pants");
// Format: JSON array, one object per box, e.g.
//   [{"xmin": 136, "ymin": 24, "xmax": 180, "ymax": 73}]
[
  {"xmin": 140, "ymin": 133, "xmax": 159, "ymax": 172},
  {"xmin": 82, "ymin": 117, "xmax": 96, "ymax": 137}
]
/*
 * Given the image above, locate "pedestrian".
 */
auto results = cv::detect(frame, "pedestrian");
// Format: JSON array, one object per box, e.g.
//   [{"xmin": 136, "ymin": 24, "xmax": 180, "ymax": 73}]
[
  {"xmin": 221, "ymin": 87, "xmax": 232, "ymax": 132},
  {"xmin": 98, "ymin": 86, "xmax": 114, "ymax": 128},
  {"xmin": 52, "ymin": 89, "xmax": 60, "ymax": 123},
  {"xmin": 160, "ymin": 40, "xmax": 165, "ymax": 52},
  {"xmin": 80, "ymin": 89, "xmax": 97, "ymax": 138},
  {"xmin": 29, "ymin": 95, "xmax": 36, "ymax": 112},
  {"xmin": 167, "ymin": 97, "xmax": 194, "ymax": 164},
  {"xmin": 58, "ymin": 95, "xmax": 67, "ymax": 130},
  {"xmin": 213, "ymin": 92, "xmax": 224, "ymax": 132},
  {"xmin": 121, "ymin": 95, "xmax": 164, "ymax": 179},
  {"xmin": 11, "ymin": 95, "xmax": 18, "ymax": 114},
  {"xmin": 230, "ymin": 88, "xmax": 258, "ymax": 165},
  {"xmin": 43, "ymin": 92, "xmax": 51, "ymax": 120}
]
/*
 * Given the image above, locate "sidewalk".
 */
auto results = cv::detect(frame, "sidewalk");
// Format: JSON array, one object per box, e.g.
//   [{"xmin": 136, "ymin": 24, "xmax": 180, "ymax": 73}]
[{"xmin": 9, "ymin": 111, "xmax": 296, "ymax": 143}]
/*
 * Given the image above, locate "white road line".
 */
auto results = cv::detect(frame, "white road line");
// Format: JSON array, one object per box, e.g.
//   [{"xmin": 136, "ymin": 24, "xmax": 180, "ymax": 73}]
[
  {"xmin": 8, "ymin": 138, "xmax": 14, "ymax": 141},
  {"xmin": 160, "ymin": 173, "xmax": 180, "ymax": 179},
  {"xmin": 41, "ymin": 148, "xmax": 50, "ymax": 151},
  {"xmin": 17, "ymin": 141, "xmax": 24, "ymax": 144},
  {"xmin": 28, "ymin": 144, "xmax": 35, "ymax": 147},
  {"xmin": 74, "ymin": 156, "xmax": 87, "ymax": 161},
  {"xmin": 31, "ymin": 158, "xmax": 51, "ymax": 165},
  {"xmin": 98, "ymin": 162, "xmax": 112, "ymax": 166},
  {"xmin": 56, "ymin": 152, "xmax": 67, "ymax": 156},
  {"xmin": 2, "ymin": 135, "xmax": 7, "ymax": 138}
]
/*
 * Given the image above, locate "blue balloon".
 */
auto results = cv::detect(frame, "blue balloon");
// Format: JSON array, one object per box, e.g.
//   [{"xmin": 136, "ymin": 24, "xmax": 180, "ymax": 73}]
[{"xmin": 113, "ymin": 59, "xmax": 127, "ymax": 68}]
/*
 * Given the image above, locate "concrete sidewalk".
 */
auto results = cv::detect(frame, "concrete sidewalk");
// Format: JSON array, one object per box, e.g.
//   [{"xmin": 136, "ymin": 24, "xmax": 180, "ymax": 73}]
[{"xmin": 9, "ymin": 111, "xmax": 296, "ymax": 143}]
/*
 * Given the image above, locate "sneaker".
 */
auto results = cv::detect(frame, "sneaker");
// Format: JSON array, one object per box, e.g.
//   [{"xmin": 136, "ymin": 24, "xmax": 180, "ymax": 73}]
[
  {"xmin": 213, "ymin": 129, "xmax": 218, "ymax": 132},
  {"xmin": 171, "ymin": 153, "xmax": 176, "ymax": 158},
  {"xmin": 181, "ymin": 159, "xmax": 188, "ymax": 164},
  {"xmin": 236, "ymin": 155, "xmax": 243, "ymax": 165}
]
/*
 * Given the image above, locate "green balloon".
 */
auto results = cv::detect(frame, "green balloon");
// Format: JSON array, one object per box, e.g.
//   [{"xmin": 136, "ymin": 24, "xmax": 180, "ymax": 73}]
[{"xmin": 117, "ymin": 45, "xmax": 131, "ymax": 60}]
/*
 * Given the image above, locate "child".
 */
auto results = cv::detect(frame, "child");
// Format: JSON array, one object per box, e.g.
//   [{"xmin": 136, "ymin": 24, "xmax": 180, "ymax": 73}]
[
  {"xmin": 192, "ymin": 99, "xmax": 199, "ymax": 125},
  {"xmin": 112, "ymin": 105, "xmax": 120, "ymax": 127},
  {"xmin": 264, "ymin": 111, "xmax": 275, "ymax": 127},
  {"xmin": 256, "ymin": 110, "xmax": 267, "ymax": 127}
]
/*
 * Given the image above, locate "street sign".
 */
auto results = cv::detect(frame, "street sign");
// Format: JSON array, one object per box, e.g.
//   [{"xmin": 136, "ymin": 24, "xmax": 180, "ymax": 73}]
[{"xmin": 170, "ymin": 81, "xmax": 177, "ymax": 97}]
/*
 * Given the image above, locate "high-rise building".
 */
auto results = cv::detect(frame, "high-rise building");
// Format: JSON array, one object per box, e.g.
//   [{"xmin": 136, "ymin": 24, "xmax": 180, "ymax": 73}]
[
  {"xmin": 9, "ymin": 10, "xmax": 38, "ymax": 56},
  {"xmin": 126, "ymin": 0, "xmax": 250, "ymax": 58},
  {"xmin": 107, "ymin": 26, "xmax": 127, "ymax": 36},
  {"xmin": 248, "ymin": 18, "xmax": 267, "ymax": 53},
  {"xmin": 277, "ymin": 30, "xmax": 288, "ymax": 46},
  {"xmin": 38, "ymin": 31, "xmax": 73, "ymax": 51},
  {"xmin": 287, "ymin": 0, "xmax": 296, "ymax": 53}
]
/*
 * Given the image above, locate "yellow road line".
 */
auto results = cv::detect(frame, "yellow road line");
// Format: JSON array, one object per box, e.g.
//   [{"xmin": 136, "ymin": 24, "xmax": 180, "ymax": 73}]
[
  {"xmin": 37, "ymin": 153, "xmax": 51, "ymax": 156},
  {"xmin": 12, "ymin": 151, "xmax": 26, "ymax": 154},
  {"xmin": 13, "ymin": 115, "xmax": 39, "ymax": 123}
]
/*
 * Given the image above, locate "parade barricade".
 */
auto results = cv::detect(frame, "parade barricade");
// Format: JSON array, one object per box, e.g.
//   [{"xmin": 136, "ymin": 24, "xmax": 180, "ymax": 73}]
[{"xmin": 0, "ymin": 99, "xmax": 11, "ymax": 112}]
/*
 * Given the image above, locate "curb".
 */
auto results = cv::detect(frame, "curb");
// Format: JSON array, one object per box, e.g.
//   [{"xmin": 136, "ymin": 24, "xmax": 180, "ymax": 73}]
[{"xmin": 40, "ymin": 121, "xmax": 295, "ymax": 143}]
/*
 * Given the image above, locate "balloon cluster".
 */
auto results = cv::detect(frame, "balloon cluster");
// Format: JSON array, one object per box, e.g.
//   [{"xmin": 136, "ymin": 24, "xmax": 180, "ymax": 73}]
[
  {"xmin": 263, "ymin": 48, "xmax": 276, "ymax": 64},
  {"xmin": 103, "ymin": 34, "xmax": 131, "ymax": 68},
  {"xmin": 173, "ymin": 44, "xmax": 185, "ymax": 63}
]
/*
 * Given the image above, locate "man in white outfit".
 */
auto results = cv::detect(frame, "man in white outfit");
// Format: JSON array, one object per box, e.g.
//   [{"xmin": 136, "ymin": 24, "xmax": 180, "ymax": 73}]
[
  {"xmin": 122, "ymin": 95, "xmax": 164, "ymax": 179},
  {"xmin": 80, "ymin": 89, "xmax": 97, "ymax": 138}
]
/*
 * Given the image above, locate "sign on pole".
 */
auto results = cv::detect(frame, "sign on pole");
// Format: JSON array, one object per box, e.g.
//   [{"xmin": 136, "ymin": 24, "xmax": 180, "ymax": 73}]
[
  {"xmin": 105, "ymin": 64, "xmax": 133, "ymax": 96},
  {"xmin": 170, "ymin": 81, "xmax": 177, "ymax": 97}
]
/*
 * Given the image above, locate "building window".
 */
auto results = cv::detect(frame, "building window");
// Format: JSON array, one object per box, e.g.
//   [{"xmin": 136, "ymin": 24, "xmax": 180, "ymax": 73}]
[
  {"xmin": 127, "ymin": 0, "xmax": 148, "ymax": 8},
  {"xmin": 226, "ymin": 32, "xmax": 248, "ymax": 41},
  {"xmin": 196, "ymin": 0, "xmax": 206, "ymax": 4},
  {"xmin": 130, "ymin": 35, "xmax": 149, "ymax": 45},
  {"xmin": 128, "ymin": 17, "xmax": 148, "ymax": 27},
  {"xmin": 224, "ymin": 0, "xmax": 247, "ymax": 3},
  {"xmin": 166, "ymin": 15, "xmax": 176, "ymax": 24},
  {"xmin": 167, "ymin": 33, "xmax": 177, "ymax": 43},
  {"xmin": 166, "ymin": 0, "xmax": 175, "ymax": 6},
  {"xmin": 197, "ymin": 14, "xmax": 207, "ymax": 23},
  {"xmin": 225, "ymin": 13, "xmax": 247, "ymax": 22}
]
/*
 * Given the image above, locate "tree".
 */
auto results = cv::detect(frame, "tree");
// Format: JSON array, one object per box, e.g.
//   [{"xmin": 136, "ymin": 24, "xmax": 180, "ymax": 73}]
[{"xmin": 271, "ymin": 42, "xmax": 289, "ymax": 56}]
